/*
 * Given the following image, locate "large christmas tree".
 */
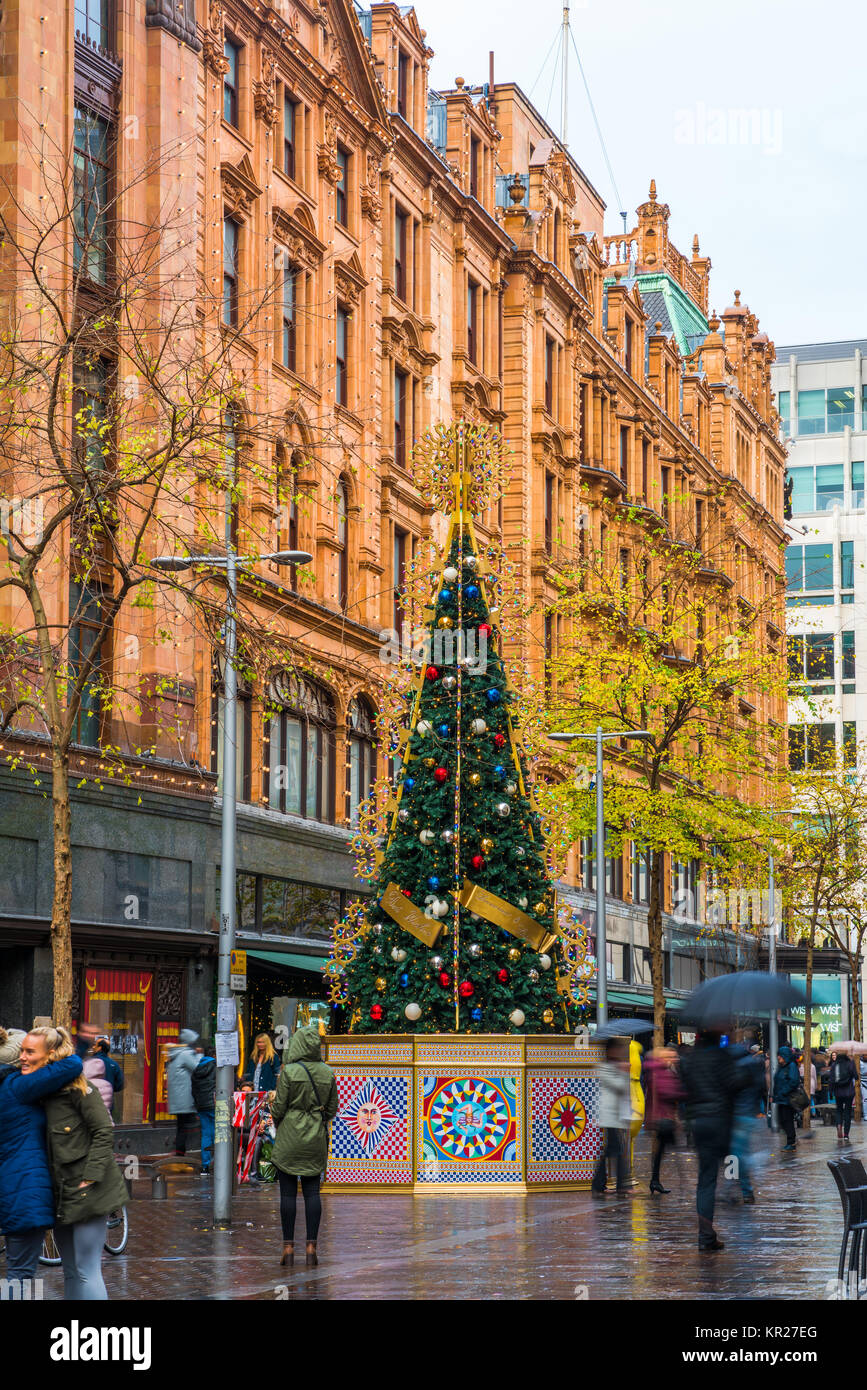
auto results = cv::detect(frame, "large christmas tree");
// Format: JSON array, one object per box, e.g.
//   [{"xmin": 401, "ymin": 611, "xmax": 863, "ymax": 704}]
[{"xmin": 330, "ymin": 424, "xmax": 585, "ymax": 1034}]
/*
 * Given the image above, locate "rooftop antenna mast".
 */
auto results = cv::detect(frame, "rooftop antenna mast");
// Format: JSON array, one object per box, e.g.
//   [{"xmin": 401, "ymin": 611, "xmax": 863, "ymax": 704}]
[{"xmin": 560, "ymin": 4, "xmax": 570, "ymax": 146}]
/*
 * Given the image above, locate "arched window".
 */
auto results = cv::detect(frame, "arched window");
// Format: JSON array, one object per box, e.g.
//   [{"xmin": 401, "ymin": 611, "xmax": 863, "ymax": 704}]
[
  {"xmin": 347, "ymin": 696, "xmax": 376, "ymax": 825},
  {"xmin": 224, "ymin": 406, "xmax": 241, "ymax": 547},
  {"xmin": 264, "ymin": 672, "xmax": 335, "ymax": 822},
  {"xmin": 336, "ymin": 480, "xmax": 348, "ymax": 610}
]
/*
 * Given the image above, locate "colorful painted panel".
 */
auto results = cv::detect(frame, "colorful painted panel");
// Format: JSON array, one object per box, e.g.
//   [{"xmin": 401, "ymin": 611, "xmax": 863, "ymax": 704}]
[
  {"xmin": 416, "ymin": 1072, "xmax": 523, "ymax": 1184},
  {"xmin": 327, "ymin": 1069, "xmax": 412, "ymax": 1185},
  {"xmin": 526, "ymin": 1072, "xmax": 602, "ymax": 1184}
]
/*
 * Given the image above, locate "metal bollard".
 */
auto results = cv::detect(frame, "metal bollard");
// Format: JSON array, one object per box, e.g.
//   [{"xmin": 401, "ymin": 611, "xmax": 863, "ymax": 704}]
[{"xmin": 151, "ymin": 1172, "xmax": 167, "ymax": 1200}]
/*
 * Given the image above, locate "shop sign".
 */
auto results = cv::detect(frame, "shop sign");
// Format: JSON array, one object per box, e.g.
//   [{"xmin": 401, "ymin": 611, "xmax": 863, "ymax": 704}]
[{"xmin": 230, "ymin": 949, "xmax": 247, "ymax": 991}]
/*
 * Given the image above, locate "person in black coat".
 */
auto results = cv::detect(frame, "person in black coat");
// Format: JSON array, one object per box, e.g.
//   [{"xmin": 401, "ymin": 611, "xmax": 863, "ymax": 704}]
[
  {"xmin": 828, "ymin": 1049, "xmax": 858, "ymax": 1141},
  {"xmin": 772, "ymin": 1045, "xmax": 801, "ymax": 1150},
  {"xmin": 679, "ymin": 1032, "xmax": 751, "ymax": 1250}
]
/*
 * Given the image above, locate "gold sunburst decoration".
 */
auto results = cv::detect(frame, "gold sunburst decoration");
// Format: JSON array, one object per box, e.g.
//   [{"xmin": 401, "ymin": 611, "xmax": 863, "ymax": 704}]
[{"xmin": 411, "ymin": 419, "xmax": 511, "ymax": 514}]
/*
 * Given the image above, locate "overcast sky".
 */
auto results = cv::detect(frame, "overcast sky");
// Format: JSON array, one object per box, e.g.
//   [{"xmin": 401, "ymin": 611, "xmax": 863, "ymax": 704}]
[{"xmin": 420, "ymin": 0, "xmax": 867, "ymax": 349}]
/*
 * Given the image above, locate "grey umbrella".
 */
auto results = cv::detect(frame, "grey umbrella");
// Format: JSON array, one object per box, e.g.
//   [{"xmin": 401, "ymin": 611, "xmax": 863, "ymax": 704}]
[
  {"xmin": 682, "ymin": 972, "xmax": 806, "ymax": 1026},
  {"xmin": 594, "ymin": 1018, "xmax": 655, "ymax": 1040}
]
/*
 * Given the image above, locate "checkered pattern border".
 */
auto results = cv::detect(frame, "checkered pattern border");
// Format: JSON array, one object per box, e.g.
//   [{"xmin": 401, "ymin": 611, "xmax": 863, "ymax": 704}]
[
  {"xmin": 415, "ymin": 1070, "xmax": 524, "ymax": 1183},
  {"xmin": 327, "ymin": 1042, "xmax": 413, "ymax": 1064},
  {"xmin": 327, "ymin": 1069, "xmax": 412, "ymax": 1181}
]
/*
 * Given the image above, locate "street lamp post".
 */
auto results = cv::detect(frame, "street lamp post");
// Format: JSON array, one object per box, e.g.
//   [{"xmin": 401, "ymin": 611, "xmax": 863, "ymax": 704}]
[
  {"xmin": 549, "ymin": 728, "xmax": 652, "ymax": 1028},
  {"xmin": 152, "ymin": 535, "xmax": 312, "ymax": 1225}
]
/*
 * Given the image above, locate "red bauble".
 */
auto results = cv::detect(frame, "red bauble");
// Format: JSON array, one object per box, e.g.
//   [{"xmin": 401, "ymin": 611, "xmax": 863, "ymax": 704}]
[
  {"xmin": 433, "ymin": 766, "xmax": 448, "ymax": 784},
  {"xmin": 425, "ymin": 666, "xmax": 439, "ymax": 681},
  {"xmin": 497, "ymin": 967, "xmax": 509, "ymax": 984},
  {"xmin": 478, "ymin": 623, "xmax": 492, "ymax": 638},
  {"xmin": 471, "ymin": 853, "xmax": 485, "ymax": 871},
  {"xmin": 402, "ymin": 888, "xmax": 411, "ymax": 897},
  {"xmin": 438, "ymin": 971, "xmax": 451, "ymax": 987},
  {"xmin": 459, "ymin": 980, "xmax": 474, "ymax": 999},
  {"xmin": 370, "ymin": 1004, "xmax": 383, "ymax": 1021},
  {"xmin": 494, "ymin": 733, "xmax": 506, "ymax": 749}
]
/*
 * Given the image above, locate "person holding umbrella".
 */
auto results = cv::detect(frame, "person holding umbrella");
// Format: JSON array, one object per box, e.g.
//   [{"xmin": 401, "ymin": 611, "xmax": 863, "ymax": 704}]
[{"xmin": 680, "ymin": 1031, "xmax": 750, "ymax": 1250}]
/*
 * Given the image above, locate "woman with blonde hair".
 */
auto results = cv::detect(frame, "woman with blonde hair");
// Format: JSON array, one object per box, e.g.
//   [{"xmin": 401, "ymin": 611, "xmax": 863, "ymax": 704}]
[
  {"xmin": 241, "ymin": 1033, "xmax": 280, "ymax": 1093},
  {"xmin": 0, "ymin": 1021, "xmax": 94, "ymax": 1292},
  {"xmin": 39, "ymin": 1023, "xmax": 129, "ymax": 1300}
]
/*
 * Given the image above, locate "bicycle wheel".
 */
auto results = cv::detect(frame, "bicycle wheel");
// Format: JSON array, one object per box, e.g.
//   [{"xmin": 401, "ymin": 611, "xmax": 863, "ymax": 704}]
[
  {"xmin": 39, "ymin": 1229, "xmax": 62, "ymax": 1266},
  {"xmin": 103, "ymin": 1207, "xmax": 129, "ymax": 1255}
]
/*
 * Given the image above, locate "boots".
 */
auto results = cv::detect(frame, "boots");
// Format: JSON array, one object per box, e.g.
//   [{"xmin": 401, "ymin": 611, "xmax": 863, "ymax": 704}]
[
  {"xmin": 305, "ymin": 1241, "xmax": 318, "ymax": 1267},
  {"xmin": 838, "ymin": 1125, "xmax": 844, "ymax": 1140}
]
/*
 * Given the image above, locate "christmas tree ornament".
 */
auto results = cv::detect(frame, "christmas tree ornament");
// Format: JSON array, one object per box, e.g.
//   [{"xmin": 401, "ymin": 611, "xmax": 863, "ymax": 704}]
[
  {"xmin": 443, "ymin": 566, "xmax": 459, "ymax": 583},
  {"xmin": 496, "ymin": 967, "xmax": 509, "ymax": 984},
  {"xmin": 542, "ymin": 1009, "xmax": 554, "ymax": 1024},
  {"xmin": 430, "ymin": 955, "xmax": 444, "ymax": 970},
  {"xmin": 495, "ymin": 802, "xmax": 510, "ymax": 817},
  {"xmin": 468, "ymin": 942, "xmax": 482, "ymax": 958},
  {"xmin": 417, "ymin": 720, "xmax": 432, "ymax": 736},
  {"xmin": 437, "ymin": 723, "xmax": 450, "ymax": 738},
  {"xmin": 432, "ymin": 898, "xmax": 449, "ymax": 918},
  {"xmin": 423, "ymin": 757, "xmax": 435, "ymax": 768},
  {"xmin": 470, "ymin": 912, "xmax": 482, "ymax": 923},
  {"xmin": 471, "ymin": 853, "xmax": 485, "ymax": 871},
  {"xmin": 509, "ymin": 1009, "xmax": 525, "ymax": 1027},
  {"xmin": 494, "ymin": 733, "xmax": 506, "ymax": 748},
  {"xmin": 439, "ymin": 588, "xmax": 453, "ymax": 604},
  {"xmin": 370, "ymin": 1004, "xmax": 383, "ymax": 1021},
  {"xmin": 398, "ymin": 809, "xmax": 409, "ymax": 823},
  {"xmin": 400, "ymin": 973, "xmax": 409, "ymax": 987},
  {"xmin": 405, "ymin": 1002, "xmax": 422, "ymax": 1021},
  {"xmin": 528, "ymin": 969, "xmax": 540, "ymax": 983},
  {"xmin": 433, "ymin": 766, "xmax": 448, "ymax": 784},
  {"xmin": 438, "ymin": 616, "xmax": 454, "ymax": 630},
  {"xmin": 539, "ymin": 954, "xmax": 552, "ymax": 971},
  {"xmin": 372, "ymin": 923, "xmax": 383, "ymax": 934},
  {"xmin": 486, "ymin": 689, "xmax": 501, "ymax": 704},
  {"xmin": 494, "ymin": 764, "xmax": 506, "ymax": 778},
  {"xmin": 427, "ymin": 875, "xmax": 440, "ymax": 890},
  {"xmin": 515, "ymin": 846, "xmax": 526, "ymax": 859},
  {"xmin": 480, "ymin": 837, "xmax": 494, "ymax": 854},
  {"xmin": 375, "ymin": 977, "xmax": 387, "ymax": 991},
  {"xmin": 459, "ymin": 980, "xmax": 474, "ymax": 999},
  {"xmin": 468, "ymin": 771, "xmax": 481, "ymax": 787},
  {"xmin": 442, "ymin": 675, "xmax": 457, "ymax": 692},
  {"xmin": 518, "ymin": 897, "xmax": 528, "ymax": 909},
  {"xmin": 419, "ymin": 829, "xmax": 435, "ymax": 845},
  {"xmin": 405, "ymin": 777, "xmax": 415, "ymax": 790},
  {"xmin": 391, "ymin": 947, "xmax": 407, "ymax": 962},
  {"xmin": 440, "ymin": 829, "xmax": 454, "ymax": 844},
  {"xmin": 471, "ymin": 1008, "xmax": 483, "ymax": 1022},
  {"xmin": 471, "ymin": 718, "xmax": 487, "ymax": 734},
  {"xmin": 372, "ymin": 945, "xmax": 381, "ymax": 955},
  {"xmin": 425, "ymin": 666, "xmax": 439, "ymax": 682},
  {"xmin": 465, "ymin": 554, "xmax": 478, "ymax": 570},
  {"xmin": 438, "ymin": 971, "xmax": 451, "ymax": 987},
  {"xmin": 465, "ymin": 584, "xmax": 480, "ymax": 601},
  {"xmin": 533, "ymin": 902, "xmax": 547, "ymax": 916},
  {"xmin": 508, "ymin": 948, "xmax": 521, "ymax": 962},
  {"xmin": 505, "ymin": 782, "xmax": 517, "ymax": 796}
]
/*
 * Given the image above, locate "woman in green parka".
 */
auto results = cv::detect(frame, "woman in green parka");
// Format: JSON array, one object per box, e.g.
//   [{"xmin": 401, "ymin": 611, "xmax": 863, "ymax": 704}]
[
  {"xmin": 38, "ymin": 1025, "xmax": 129, "ymax": 1300},
  {"xmin": 270, "ymin": 1024, "xmax": 339, "ymax": 1267}
]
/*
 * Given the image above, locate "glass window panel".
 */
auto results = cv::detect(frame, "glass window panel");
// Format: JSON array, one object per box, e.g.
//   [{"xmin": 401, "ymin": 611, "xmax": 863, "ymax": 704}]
[
  {"xmin": 350, "ymin": 738, "xmax": 362, "ymax": 824},
  {"xmin": 841, "ymin": 540, "xmax": 855, "ymax": 590},
  {"xmin": 268, "ymin": 718, "xmax": 283, "ymax": 810},
  {"xmin": 815, "ymin": 464, "xmax": 844, "ymax": 511},
  {"xmin": 306, "ymin": 724, "xmax": 319, "ymax": 818},
  {"xmin": 853, "ymin": 461, "xmax": 865, "ymax": 507},
  {"xmin": 804, "ymin": 543, "xmax": 833, "ymax": 591},
  {"xmin": 842, "ymin": 631, "xmax": 855, "ymax": 681},
  {"xmin": 789, "ymin": 468, "xmax": 814, "ymax": 514},
  {"xmin": 777, "ymin": 389, "xmax": 789, "ymax": 421},
  {"xmin": 261, "ymin": 876, "xmax": 288, "ymax": 933},
  {"xmin": 285, "ymin": 717, "xmax": 302, "ymax": 815},
  {"xmin": 787, "ymin": 635, "xmax": 804, "ymax": 680},
  {"xmin": 806, "ymin": 633, "xmax": 833, "ymax": 681},
  {"xmin": 788, "ymin": 725, "xmax": 805, "ymax": 772},
  {"xmin": 238, "ymin": 872, "xmax": 257, "ymax": 930},
  {"xmin": 827, "ymin": 387, "xmax": 855, "ymax": 430},
  {"xmin": 797, "ymin": 389, "xmax": 826, "ymax": 435},
  {"xmin": 843, "ymin": 722, "xmax": 858, "ymax": 769},
  {"xmin": 806, "ymin": 724, "xmax": 836, "ymax": 765},
  {"xmin": 785, "ymin": 546, "xmax": 803, "ymax": 592},
  {"xmin": 303, "ymin": 885, "xmax": 340, "ymax": 939}
]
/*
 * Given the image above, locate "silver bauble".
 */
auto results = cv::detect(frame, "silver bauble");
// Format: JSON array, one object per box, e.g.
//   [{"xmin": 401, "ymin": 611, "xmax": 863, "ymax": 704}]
[
  {"xmin": 495, "ymin": 802, "xmax": 510, "ymax": 818},
  {"xmin": 539, "ymin": 953, "xmax": 552, "ymax": 971},
  {"xmin": 398, "ymin": 808, "xmax": 409, "ymax": 823},
  {"xmin": 515, "ymin": 847, "xmax": 526, "ymax": 859},
  {"xmin": 391, "ymin": 947, "xmax": 407, "ymax": 963},
  {"xmin": 372, "ymin": 923, "xmax": 383, "ymax": 935},
  {"xmin": 468, "ymin": 942, "xmax": 482, "ymax": 958},
  {"xmin": 465, "ymin": 555, "xmax": 478, "ymax": 570},
  {"xmin": 471, "ymin": 718, "xmax": 487, "ymax": 734},
  {"xmin": 443, "ymin": 566, "xmax": 459, "ymax": 584},
  {"xmin": 442, "ymin": 675, "xmax": 457, "ymax": 692},
  {"xmin": 430, "ymin": 954, "xmax": 444, "ymax": 970},
  {"xmin": 518, "ymin": 896, "xmax": 528, "ymax": 910},
  {"xmin": 528, "ymin": 968, "xmax": 540, "ymax": 983},
  {"xmin": 505, "ymin": 782, "xmax": 517, "ymax": 796},
  {"xmin": 419, "ymin": 829, "xmax": 435, "ymax": 845}
]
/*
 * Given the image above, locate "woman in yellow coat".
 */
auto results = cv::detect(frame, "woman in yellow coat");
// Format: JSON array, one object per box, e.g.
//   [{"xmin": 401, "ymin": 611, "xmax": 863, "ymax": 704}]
[{"xmin": 627, "ymin": 1039, "xmax": 646, "ymax": 1184}]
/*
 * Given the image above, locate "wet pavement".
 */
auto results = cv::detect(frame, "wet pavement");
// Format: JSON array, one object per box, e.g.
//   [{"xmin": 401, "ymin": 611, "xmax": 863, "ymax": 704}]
[{"xmin": 26, "ymin": 1121, "xmax": 861, "ymax": 1300}]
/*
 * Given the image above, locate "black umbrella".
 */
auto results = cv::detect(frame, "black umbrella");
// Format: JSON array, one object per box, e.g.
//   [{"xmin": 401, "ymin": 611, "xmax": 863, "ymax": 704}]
[
  {"xmin": 682, "ymin": 972, "xmax": 806, "ymax": 1026},
  {"xmin": 594, "ymin": 1018, "xmax": 655, "ymax": 1040}
]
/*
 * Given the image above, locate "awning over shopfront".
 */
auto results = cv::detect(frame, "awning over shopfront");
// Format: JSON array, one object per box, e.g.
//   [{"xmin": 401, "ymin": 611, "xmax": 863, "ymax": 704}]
[
  {"xmin": 591, "ymin": 987, "xmax": 685, "ymax": 1011},
  {"xmin": 246, "ymin": 949, "xmax": 328, "ymax": 974}
]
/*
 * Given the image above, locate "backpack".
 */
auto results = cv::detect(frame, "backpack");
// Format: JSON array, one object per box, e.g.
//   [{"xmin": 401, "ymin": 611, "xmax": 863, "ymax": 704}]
[{"xmin": 831, "ymin": 1058, "xmax": 851, "ymax": 1089}]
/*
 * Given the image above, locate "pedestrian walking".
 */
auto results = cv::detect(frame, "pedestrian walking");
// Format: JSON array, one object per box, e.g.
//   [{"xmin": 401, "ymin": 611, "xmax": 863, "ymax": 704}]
[
  {"xmin": 829, "ymin": 1050, "xmax": 857, "ymax": 1140},
  {"xmin": 591, "ymin": 1038, "xmax": 632, "ymax": 1195},
  {"xmin": 0, "ymin": 1023, "xmax": 93, "ymax": 1294},
  {"xmin": 0, "ymin": 1025, "xmax": 26, "ymax": 1064},
  {"xmin": 679, "ymin": 1030, "xmax": 750, "ymax": 1251},
  {"xmin": 165, "ymin": 1028, "xmax": 199, "ymax": 1157},
  {"xmin": 192, "ymin": 1042, "xmax": 216, "ymax": 1175},
  {"xmin": 40, "ymin": 1026, "xmax": 129, "ymax": 1301},
  {"xmin": 643, "ymin": 1046, "xmax": 683, "ymax": 1194},
  {"xmin": 727, "ymin": 1038, "xmax": 765, "ymax": 1204},
  {"xmin": 270, "ymin": 1025, "xmax": 339, "ymax": 1266},
  {"xmin": 94, "ymin": 1038, "xmax": 124, "ymax": 1118},
  {"xmin": 772, "ymin": 1045, "xmax": 801, "ymax": 1150},
  {"xmin": 83, "ymin": 1055, "xmax": 114, "ymax": 1116}
]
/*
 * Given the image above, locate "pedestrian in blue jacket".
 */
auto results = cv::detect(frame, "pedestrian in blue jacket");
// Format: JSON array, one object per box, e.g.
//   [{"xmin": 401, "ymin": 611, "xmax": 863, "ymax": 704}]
[
  {"xmin": 0, "ymin": 1021, "xmax": 96, "ymax": 1291},
  {"xmin": 772, "ymin": 1045, "xmax": 801, "ymax": 1151}
]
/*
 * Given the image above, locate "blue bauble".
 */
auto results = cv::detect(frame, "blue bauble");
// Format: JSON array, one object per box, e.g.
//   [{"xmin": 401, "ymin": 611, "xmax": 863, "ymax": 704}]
[
  {"xmin": 404, "ymin": 776, "xmax": 415, "ymax": 790},
  {"xmin": 471, "ymin": 1007, "xmax": 483, "ymax": 1022},
  {"xmin": 440, "ymin": 588, "xmax": 452, "ymax": 605},
  {"xmin": 427, "ymin": 875, "xmax": 440, "ymax": 891},
  {"xmin": 486, "ymin": 688, "xmax": 502, "ymax": 705},
  {"xmin": 437, "ymin": 723, "xmax": 450, "ymax": 738},
  {"xmin": 465, "ymin": 584, "xmax": 480, "ymax": 601},
  {"xmin": 400, "ymin": 973, "xmax": 409, "ymax": 987},
  {"xmin": 494, "ymin": 764, "xmax": 506, "ymax": 778}
]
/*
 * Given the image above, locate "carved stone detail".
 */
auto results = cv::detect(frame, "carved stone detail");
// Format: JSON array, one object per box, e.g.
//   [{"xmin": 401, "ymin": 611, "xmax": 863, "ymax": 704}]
[
  {"xmin": 156, "ymin": 969, "xmax": 183, "ymax": 1021},
  {"xmin": 253, "ymin": 47, "xmax": 278, "ymax": 127}
]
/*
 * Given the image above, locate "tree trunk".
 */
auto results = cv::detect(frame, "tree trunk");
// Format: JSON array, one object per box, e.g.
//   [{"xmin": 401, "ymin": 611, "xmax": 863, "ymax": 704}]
[
  {"xmin": 648, "ymin": 848, "xmax": 665, "ymax": 1047},
  {"xmin": 50, "ymin": 744, "xmax": 73, "ymax": 1028},
  {"xmin": 802, "ymin": 928, "xmax": 814, "ymax": 1132}
]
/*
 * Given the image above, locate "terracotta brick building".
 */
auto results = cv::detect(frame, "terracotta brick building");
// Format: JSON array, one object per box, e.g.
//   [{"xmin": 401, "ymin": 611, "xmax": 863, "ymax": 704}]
[{"xmin": 0, "ymin": 0, "xmax": 785, "ymax": 1134}]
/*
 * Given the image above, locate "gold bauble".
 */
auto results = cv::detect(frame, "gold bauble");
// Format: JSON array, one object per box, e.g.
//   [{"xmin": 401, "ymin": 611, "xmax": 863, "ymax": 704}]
[
  {"xmin": 438, "ymin": 615, "xmax": 454, "ymax": 630},
  {"xmin": 480, "ymin": 837, "xmax": 494, "ymax": 854},
  {"xmin": 508, "ymin": 947, "xmax": 521, "ymax": 962},
  {"xmin": 374, "ymin": 977, "xmax": 387, "ymax": 992},
  {"xmin": 533, "ymin": 903, "xmax": 547, "ymax": 917},
  {"xmin": 424, "ymin": 758, "xmax": 436, "ymax": 768},
  {"xmin": 542, "ymin": 1009, "xmax": 554, "ymax": 1024},
  {"xmin": 469, "ymin": 772, "xmax": 481, "ymax": 787}
]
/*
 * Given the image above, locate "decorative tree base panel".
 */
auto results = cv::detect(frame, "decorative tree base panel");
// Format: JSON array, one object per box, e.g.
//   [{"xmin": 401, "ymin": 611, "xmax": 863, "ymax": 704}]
[{"xmin": 323, "ymin": 1035, "xmax": 603, "ymax": 1194}]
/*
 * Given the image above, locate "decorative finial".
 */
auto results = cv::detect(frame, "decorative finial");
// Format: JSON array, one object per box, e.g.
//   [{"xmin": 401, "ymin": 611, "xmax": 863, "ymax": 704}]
[
  {"xmin": 649, "ymin": 178, "xmax": 657, "ymax": 203},
  {"xmin": 455, "ymin": 75, "xmax": 465, "ymax": 89},
  {"xmin": 733, "ymin": 289, "xmax": 741, "ymax": 305},
  {"xmin": 692, "ymin": 233, "xmax": 700, "ymax": 255}
]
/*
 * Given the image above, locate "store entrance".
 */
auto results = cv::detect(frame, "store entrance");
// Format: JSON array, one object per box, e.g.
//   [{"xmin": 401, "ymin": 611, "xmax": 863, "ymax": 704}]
[{"xmin": 82, "ymin": 968, "xmax": 155, "ymax": 1123}]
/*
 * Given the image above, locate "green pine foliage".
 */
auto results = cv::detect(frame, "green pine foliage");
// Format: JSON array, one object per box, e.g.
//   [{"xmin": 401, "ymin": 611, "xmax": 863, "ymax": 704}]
[{"xmin": 344, "ymin": 535, "xmax": 572, "ymax": 1034}]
